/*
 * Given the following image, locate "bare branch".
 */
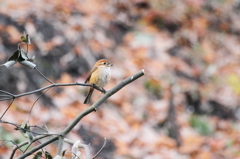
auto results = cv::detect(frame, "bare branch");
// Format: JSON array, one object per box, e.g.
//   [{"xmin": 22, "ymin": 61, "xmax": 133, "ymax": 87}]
[
  {"xmin": 34, "ymin": 67, "xmax": 54, "ymax": 84},
  {"xmin": 56, "ymin": 135, "xmax": 64, "ymax": 156},
  {"xmin": 17, "ymin": 136, "xmax": 60, "ymax": 159},
  {"xmin": 10, "ymin": 134, "xmax": 53, "ymax": 159},
  {"xmin": 0, "ymin": 120, "xmax": 59, "ymax": 136},
  {"xmin": 71, "ymin": 152, "xmax": 81, "ymax": 159},
  {"xmin": 0, "ymin": 120, "xmax": 19, "ymax": 130},
  {"xmin": 0, "ymin": 99, "xmax": 14, "ymax": 119},
  {"xmin": 29, "ymin": 125, "xmax": 49, "ymax": 133},
  {"xmin": 28, "ymin": 87, "xmax": 52, "ymax": 121},
  {"xmin": 15, "ymin": 70, "xmax": 145, "ymax": 159},
  {"xmin": 0, "ymin": 140, "xmax": 12, "ymax": 147},
  {"xmin": 92, "ymin": 138, "xmax": 107, "ymax": 159},
  {"xmin": 0, "ymin": 140, "xmax": 23, "ymax": 153},
  {"xmin": 13, "ymin": 82, "xmax": 105, "ymax": 99},
  {"xmin": 0, "ymin": 97, "xmax": 14, "ymax": 101},
  {"xmin": 0, "ymin": 80, "xmax": 117, "ymax": 121},
  {"xmin": 0, "ymin": 90, "xmax": 14, "ymax": 97},
  {"xmin": 0, "ymin": 95, "xmax": 13, "ymax": 98},
  {"xmin": 0, "ymin": 82, "xmax": 107, "ymax": 103}
]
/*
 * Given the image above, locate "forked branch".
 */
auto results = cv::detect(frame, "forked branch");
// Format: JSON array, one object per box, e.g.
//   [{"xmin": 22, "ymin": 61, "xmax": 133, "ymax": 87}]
[{"xmin": 15, "ymin": 69, "xmax": 145, "ymax": 159}]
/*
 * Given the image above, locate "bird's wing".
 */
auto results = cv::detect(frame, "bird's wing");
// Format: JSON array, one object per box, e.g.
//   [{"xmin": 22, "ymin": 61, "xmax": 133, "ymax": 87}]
[{"xmin": 84, "ymin": 66, "xmax": 98, "ymax": 83}]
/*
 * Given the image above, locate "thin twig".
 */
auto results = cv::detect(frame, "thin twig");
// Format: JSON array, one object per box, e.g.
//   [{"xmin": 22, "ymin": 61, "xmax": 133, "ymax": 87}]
[
  {"xmin": 28, "ymin": 87, "xmax": 52, "ymax": 122},
  {"xmin": 10, "ymin": 134, "xmax": 54, "ymax": 159},
  {"xmin": 26, "ymin": 44, "xmax": 28, "ymax": 54},
  {"xmin": 0, "ymin": 99, "xmax": 14, "ymax": 120},
  {"xmin": 92, "ymin": 138, "xmax": 107, "ymax": 159},
  {"xmin": 57, "ymin": 135, "xmax": 64, "ymax": 156},
  {"xmin": 0, "ymin": 95, "xmax": 13, "ymax": 97},
  {"xmin": 2, "ymin": 118, "xmax": 61, "ymax": 156},
  {"xmin": 13, "ymin": 83, "xmax": 105, "ymax": 99},
  {"xmin": 0, "ymin": 97, "xmax": 14, "ymax": 101},
  {"xmin": 15, "ymin": 136, "xmax": 59, "ymax": 159},
  {"xmin": 0, "ymin": 82, "xmax": 106, "ymax": 102},
  {"xmin": 0, "ymin": 119, "xmax": 19, "ymax": 127},
  {"xmin": 0, "ymin": 140, "xmax": 24, "ymax": 156},
  {"xmin": 29, "ymin": 125, "xmax": 48, "ymax": 133},
  {"xmin": 71, "ymin": 152, "xmax": 81, "ymax": 159},
  {"xmin": 0, "ymin": 90, "xmax": 14, "ymax": 97},
  {"xmin": 0, "ymin": 140, "xmax": 23, "ymax": 153},
  {"xmin": 0, "ymin": 140, "xmax": 12, "ymax": 147},
  {"xmin": 22, "ymin": 136, "xmax": 44, "ymax": 154},
  {"xmin": 0, "ymin": 119, "xmax": 60, "ymax": 136},
  {"xmin": 34, "ymin": 67, "xmax": 54, "ymax": 84},
  {"xmin": 15, "ymin": 70, "xmax": 145, "ymax": 159},
  {"xmin": 23, "ymin": 140, "xmax": 34, "ymax": 153}
]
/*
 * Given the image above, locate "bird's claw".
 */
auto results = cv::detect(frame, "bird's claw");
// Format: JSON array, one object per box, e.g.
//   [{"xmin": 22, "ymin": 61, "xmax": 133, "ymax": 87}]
[{"xmin": 102, "ymin": 88, "xmax": 106, "ymax": 94}]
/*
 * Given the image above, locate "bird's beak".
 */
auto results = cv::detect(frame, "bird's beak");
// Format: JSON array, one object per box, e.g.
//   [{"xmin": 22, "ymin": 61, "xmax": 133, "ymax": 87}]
[{"xmin": 109, "ymin": 63, "xmax": 113, "ymax": 67}]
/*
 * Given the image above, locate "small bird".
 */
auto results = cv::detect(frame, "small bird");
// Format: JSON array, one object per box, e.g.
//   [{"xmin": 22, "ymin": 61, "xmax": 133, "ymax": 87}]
[{"xmin": 84, "ymin": 59, "xmax": 113, "ymax": 104}]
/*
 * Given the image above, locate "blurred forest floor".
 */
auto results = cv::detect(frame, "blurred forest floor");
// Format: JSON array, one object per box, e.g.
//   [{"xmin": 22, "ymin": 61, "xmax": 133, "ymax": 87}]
[{"xmin": 1, "ymin": 0, "xmax": 240, "ymax": 159}]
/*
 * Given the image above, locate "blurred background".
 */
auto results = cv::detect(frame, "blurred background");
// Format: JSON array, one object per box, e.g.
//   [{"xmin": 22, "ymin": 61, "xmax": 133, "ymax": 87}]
[{"xmin": 1, "ymin": 0, "xmax": 240, "ymax": 158}]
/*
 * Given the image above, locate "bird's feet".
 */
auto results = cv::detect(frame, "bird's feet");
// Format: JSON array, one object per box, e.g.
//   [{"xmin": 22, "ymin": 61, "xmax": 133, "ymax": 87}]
[{"xmin": 101, "ymin": 88, "xmax": 106, "ymax": 94}]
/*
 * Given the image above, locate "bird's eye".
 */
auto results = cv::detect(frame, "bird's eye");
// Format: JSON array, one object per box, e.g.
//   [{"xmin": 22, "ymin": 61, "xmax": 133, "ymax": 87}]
[{"xmin": 103, "ymin": 62, "xmax": 107, "ymax": 65}]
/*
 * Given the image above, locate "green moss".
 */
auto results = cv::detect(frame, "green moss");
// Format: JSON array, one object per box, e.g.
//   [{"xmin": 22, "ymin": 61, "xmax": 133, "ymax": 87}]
[{"xmin": 189, "ymin": 115, "xmax": 214, "ymax": 136}]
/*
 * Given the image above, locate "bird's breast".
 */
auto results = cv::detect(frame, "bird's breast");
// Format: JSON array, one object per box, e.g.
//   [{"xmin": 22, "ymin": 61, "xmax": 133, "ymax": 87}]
[{"xmin": 90, "ymin": 67, "xmax": 111, "ymax": 87}]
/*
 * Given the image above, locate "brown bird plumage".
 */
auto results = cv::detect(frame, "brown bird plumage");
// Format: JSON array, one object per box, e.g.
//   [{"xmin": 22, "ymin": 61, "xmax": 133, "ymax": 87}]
[{"xmin": 84, "ymin": 59, "xmax": 113, "ymax": 104}]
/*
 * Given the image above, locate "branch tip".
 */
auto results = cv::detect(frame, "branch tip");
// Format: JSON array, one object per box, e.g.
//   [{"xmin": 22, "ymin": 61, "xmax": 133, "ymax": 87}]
[
  {"xmin": 13, "ymin": 70, "xmax": 145, "ymax": 159},
  {"xmin": 92, "ymin": 138, "xmax": 107, "ymax": 159}
]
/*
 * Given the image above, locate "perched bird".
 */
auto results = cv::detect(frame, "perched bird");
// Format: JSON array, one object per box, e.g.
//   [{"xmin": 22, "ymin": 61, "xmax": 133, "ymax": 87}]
[{"xmin": 84, "ymin": 59, "xmax": 113, "ymax": 104}]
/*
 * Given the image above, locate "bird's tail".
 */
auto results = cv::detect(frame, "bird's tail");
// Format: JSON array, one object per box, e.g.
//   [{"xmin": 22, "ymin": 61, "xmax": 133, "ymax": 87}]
[{"xmin": 84, "ymin": 88, "xmax": 94, "ymax": 104}]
